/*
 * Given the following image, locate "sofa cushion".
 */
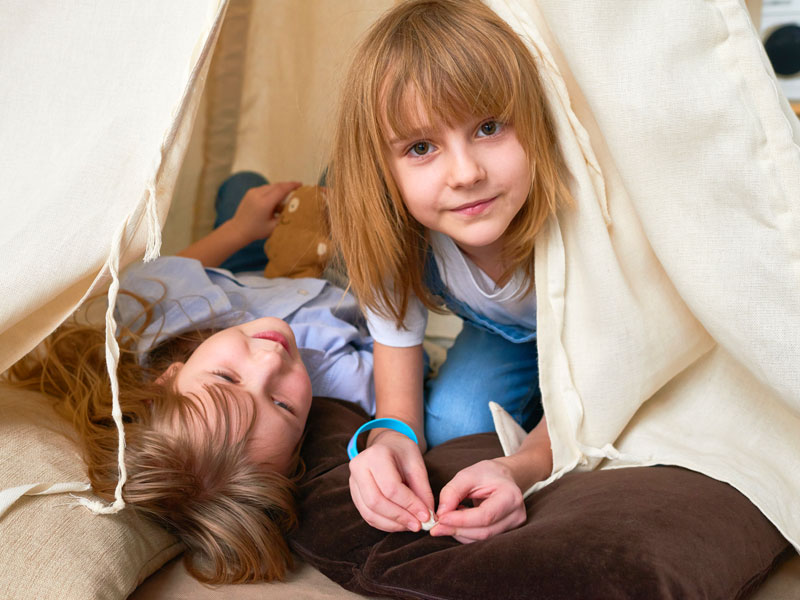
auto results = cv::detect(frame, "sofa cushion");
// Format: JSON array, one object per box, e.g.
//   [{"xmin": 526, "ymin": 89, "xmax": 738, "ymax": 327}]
[
  {"xmin": 0, "ymin": 386, "xmax": 182, "ymax": 600},
  {"xmin": 290, "ymin": 398, "xmax": 791, "ymax": 599}
]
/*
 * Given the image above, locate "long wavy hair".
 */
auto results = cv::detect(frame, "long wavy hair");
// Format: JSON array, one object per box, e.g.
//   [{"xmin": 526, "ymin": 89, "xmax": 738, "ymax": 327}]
[
  {"xmin": 4, "ymin": 293, "xmax": 302, "ymax": 584},
  {"xmin": 327, "ymin": 0, "xmax": 571, "ymax": 325}
]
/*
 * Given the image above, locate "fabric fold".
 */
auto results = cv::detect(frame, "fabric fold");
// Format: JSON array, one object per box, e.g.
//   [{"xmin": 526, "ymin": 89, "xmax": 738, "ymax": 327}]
[{"xmin": 486, "ymin": 0, "xmax": 800, "ymax": 551}]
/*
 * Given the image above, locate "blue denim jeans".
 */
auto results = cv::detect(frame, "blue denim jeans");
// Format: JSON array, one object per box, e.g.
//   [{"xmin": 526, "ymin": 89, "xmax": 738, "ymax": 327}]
[
  {"xmin": 422, "ymin": 250, "xmax": 543, "ymax": 447},
  {"xmin": 424, "ymin": 321, "xmax": 542, "ymax": 448},
  {"xmin": 215, "ymin": 171, "xmax": 270, "ymax": 273}
]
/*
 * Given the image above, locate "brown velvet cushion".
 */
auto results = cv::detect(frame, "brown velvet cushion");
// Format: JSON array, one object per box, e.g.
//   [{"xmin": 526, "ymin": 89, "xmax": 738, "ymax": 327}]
[{"xmin": 290, "ymin": 399, "xmax": 791, "ymax": 600}]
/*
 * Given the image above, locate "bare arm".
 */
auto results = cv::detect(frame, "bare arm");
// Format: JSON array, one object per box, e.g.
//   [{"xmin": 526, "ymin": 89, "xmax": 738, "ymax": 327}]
[
  {"xmin": 177, "ymin": 219, "xmax": 253, "ymax": 268},
  {"xmin": 348, "ymin": 342, "xmax": 434, "ymax": 532},
  {"xmin": 369, "ymin": 342, "xmax": 427, "ymax": 450},
  {"xmin": 177, "ymin": 181, "xmax": 300, "ymax": 267},
  {"xmin": 495, "ymin": 416, "xmax": 553, "ymax": 490}
]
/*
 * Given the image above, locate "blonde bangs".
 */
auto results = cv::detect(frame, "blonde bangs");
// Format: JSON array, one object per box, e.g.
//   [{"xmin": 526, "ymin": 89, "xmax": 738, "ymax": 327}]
[
  {"xmin": 380, "ymin": 5, "xmax": 523, "ymax": 143},
  {"xmin": 378, "ymin": 0, "xmax": 570, "ymax": 292}
]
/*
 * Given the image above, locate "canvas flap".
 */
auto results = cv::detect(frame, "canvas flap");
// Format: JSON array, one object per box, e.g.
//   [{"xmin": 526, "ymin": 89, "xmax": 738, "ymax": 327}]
[
  {"xmin": 0, "ymin": 0, "xmax": 228, "ymax": 373},
  {"xmin": 486, "ymin": 0, "xmax": 799, "ymax": 549}
]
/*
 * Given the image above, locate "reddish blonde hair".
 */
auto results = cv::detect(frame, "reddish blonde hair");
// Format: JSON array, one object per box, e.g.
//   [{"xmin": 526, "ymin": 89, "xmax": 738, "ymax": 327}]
[
  {"xmin": 327, "ymin": 0, "xmax": 570, "ymax": 325},
  {"xmin": 5, "ymin": 295, "xmax": 301, "ymax": 584}
]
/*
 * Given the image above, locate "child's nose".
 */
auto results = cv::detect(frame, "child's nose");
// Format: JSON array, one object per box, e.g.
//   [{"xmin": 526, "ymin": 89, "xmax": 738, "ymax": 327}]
[
  {"xmin": 250, "ymin": 348, "xmax": 284, "ymax": 381},
  {"xmin": 447, "ymin": 147, "xmax": 485, "ymax": 188}
]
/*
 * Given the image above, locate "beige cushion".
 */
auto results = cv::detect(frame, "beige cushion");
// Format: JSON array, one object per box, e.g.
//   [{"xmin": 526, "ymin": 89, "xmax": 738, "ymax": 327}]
[
  {"xmin": 131, "ymin": 556, "xmax": 376, "ymax": 600},
  {"xmin": 131, "ymin": 555, "xmax": 800, "ymax": 600},
  {"xmin": 752, "ymin": 552, "xmax": 800, "ymax": 600},
  {"xmin": 131, "ymin": 552, "xmax": 800, "ymax": 600},
  {"xmin": 0, "ymin": 385, "xmax": 182, "ymax": 600}
]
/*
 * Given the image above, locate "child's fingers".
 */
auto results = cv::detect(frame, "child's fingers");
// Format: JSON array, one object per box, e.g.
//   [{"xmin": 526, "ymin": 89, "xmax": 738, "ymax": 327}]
[
  {"xmin": 263, "ymin": 181, "xmax": 302, "ymax": 199},
  {"xmin": 432, "ymin": 458, "xmax": 526, "ymax": 542},
  {"xmin": 390, "ymin": 441, "xmax": 435, "ymax": 521},
  {"xmin": 256, "ymin": 180, "xmax": 301, "ymax": 192},
  {"xmin": 431, "ymin": 481, "xmax": 526, "ymax": 542},
  {"xmin": 369, "ymin": 459, "xmax": 432, "ymax": 525},
  {"xmin": 349, "ymin": 445, "xmax": 428, "ymax": 531},
  {"xmin": 436, "ymin": 491, "xmax": 523, "ymax": 530},
  {"xmin": 273, "ymin": 181, "xmax": 301, "ymax": 198},
  {"xmin": 431, "ymin": 509, "xmax": 524, "ymax": 543},
  {"xmin": 246, "ymin": 182, "xmax": 300, "ymax": 207},
  {"xmin": 349, "ymin": 479, "xmax": 419, "ymax": 532},
  {"xmin": 349, "ymin": 469, "xmax": 423, "ymax": 532},
  {"xmin": 364, "ymin": 430, "xmax": 433, "ymax": 522},
  {"xmin": 400, "ymin": 460, "xmax": 435, "ymax": 518},
  {"xmin": 435, "ymin": 469, "xmax": 474, "ymax": 516}
]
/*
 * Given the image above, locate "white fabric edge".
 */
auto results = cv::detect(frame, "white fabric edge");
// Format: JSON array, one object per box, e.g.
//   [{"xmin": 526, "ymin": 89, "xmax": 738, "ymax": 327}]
[
  {"xmin": 0, "ymin": 0, "xmax": 230, "ymax": 517},
  {"xmin": 0, "ymin": 481, "xmax": 92, "ymax": 519}
]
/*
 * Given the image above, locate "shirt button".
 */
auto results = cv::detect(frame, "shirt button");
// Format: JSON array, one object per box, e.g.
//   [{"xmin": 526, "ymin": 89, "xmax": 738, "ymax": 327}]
[{"xmin": 298, "ymin": 289, "xmax": 309, "ymax": 295}]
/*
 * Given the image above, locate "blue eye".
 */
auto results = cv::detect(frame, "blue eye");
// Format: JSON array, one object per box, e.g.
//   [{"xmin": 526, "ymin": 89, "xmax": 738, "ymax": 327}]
[{"xmin": 408, "ymin": 141, "xmax": 432, "ymax": 157}]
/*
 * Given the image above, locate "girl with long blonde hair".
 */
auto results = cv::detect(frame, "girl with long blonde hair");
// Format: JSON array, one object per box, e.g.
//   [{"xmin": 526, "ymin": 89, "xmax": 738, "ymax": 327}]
[
  {"xmin": 5, "ymin": 175, "xmax": 375, "ymax": 583},
  {"xmin": 327, "ymin": 0, "xmax": 570, "ymax": 543}
]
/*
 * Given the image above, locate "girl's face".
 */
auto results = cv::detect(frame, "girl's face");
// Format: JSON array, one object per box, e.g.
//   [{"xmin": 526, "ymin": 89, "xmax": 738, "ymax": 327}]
[
  {"xmin": 170, "ymin": 317, "xmax": 312, "ymax": 474},
  {"xmin": 384, "ymin": 97, "xmax": 531, "ymax": 266}
]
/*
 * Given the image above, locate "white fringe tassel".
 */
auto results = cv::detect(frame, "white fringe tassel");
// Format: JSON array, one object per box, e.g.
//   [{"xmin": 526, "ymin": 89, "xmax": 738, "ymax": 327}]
[{"xmin": 79, "ymin": 185, "xmax": 162, "ymax": 514}]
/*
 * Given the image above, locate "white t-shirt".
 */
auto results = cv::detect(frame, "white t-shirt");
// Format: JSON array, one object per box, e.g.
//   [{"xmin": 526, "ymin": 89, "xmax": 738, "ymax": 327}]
[{"xmin": 365, "ymin": 231, "xmax": 536, "ymax": 347}]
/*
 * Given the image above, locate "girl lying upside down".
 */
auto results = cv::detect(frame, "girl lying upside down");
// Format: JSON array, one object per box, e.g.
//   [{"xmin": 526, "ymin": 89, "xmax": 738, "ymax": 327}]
[{"xmin": 6, "ymin": 174, "xmax": 375, "ymax": 584}]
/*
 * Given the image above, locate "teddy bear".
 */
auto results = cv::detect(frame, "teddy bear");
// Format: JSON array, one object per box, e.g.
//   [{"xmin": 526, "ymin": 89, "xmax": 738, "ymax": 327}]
[{"xmin": 263, "ymin": 185, "xmax": 332, "ymax": 279}]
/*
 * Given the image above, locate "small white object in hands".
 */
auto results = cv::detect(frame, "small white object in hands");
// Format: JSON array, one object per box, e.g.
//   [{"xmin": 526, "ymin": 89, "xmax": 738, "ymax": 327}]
[{"xmin": 421, "ymin": 509, "xmax": 438, "ymax": 531}]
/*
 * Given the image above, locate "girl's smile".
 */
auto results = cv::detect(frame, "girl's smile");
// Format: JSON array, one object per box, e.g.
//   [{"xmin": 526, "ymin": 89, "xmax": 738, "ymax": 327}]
[
  {"xmin": 385, "ymin": 101, "xmax": 531, "ymax": 280},
  {"xmin": 252, "ymin": 329, "xmax": 291, "ymax": 353},
  {"xmin": 450, "ymin": 196, "xmax": 497, "ymax": 216},
  {"xmin": 168, "ymin": 317, "xmax": 313, "ymax": 474}
]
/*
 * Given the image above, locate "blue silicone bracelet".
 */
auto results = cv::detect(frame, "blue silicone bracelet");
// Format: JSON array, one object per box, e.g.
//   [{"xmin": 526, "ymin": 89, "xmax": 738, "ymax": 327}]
[{"xmin": 347, "ymin": 418, "xmax": 419, "ymax": 460}]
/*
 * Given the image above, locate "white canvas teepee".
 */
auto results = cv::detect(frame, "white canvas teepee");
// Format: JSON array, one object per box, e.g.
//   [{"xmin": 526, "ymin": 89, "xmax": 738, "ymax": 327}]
[
  {"xmin": 0, "ymin": 0, "xmax": 229, "ymax": 514},
  {"xmin": 1, "ymin": 0, "xmax": 799, "ymax": 563},
  {"xmin": 482, "ymin": 0, "xmax": 800, "ymax": 554},
  {"xmin": 0, "ymin": 0, "xmax": 398, "ymax": 516},
  {"xmin": 0, "ymin": 0, "xmax": 227, "ymax": 372}
]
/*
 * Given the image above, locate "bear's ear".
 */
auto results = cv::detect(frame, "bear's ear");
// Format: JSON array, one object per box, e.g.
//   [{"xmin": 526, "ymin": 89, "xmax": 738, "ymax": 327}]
[
  {"xmin": 286, "ymin": 194, "xmax": 301, "ymax": 213},
  {"xmin": 263, "ymin": 185, "xmax": 331, "ymax": 279}
]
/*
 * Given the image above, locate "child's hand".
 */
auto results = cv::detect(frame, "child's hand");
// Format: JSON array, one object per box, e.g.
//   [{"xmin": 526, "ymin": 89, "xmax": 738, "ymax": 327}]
[
  {"xmin": 229, "ymin": 181, "xmax": 301, "ymax": 245},
  {"xmin": 430, "ymin": 458, "xmax": 526, "ymax": 544},
  {"xmin": 348, "ymin": 429, "xmax": 434, "ymax": 533}
]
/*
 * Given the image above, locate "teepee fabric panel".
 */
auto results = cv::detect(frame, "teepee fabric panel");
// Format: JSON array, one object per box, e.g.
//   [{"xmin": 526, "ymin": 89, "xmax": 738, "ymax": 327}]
[
  {"xmin": 488, "ymin": 0, "xmax": 800, "ymax": 551},
  {"xmin": 160, "ymin": 1, "xmax": 396, "ymax": 256},
  {"xmin": 0, "ymin": 0, "xmax": 227, "ymax": 372}
]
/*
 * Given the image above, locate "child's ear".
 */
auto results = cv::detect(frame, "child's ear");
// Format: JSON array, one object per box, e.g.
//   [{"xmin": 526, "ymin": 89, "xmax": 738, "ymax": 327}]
[{"xmin": 155, "ymin": 361, "xmax": 183, "ymax": 386}]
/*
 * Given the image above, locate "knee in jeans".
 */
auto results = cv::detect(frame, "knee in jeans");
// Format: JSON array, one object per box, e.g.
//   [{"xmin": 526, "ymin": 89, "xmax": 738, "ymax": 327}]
[
  {"xmin": 216, "ymin": 171, "xmax": 268, "ymax": 207},
  {"xmin": 424, "ymin": 391, "xmax": 495, "ymax": 446}
]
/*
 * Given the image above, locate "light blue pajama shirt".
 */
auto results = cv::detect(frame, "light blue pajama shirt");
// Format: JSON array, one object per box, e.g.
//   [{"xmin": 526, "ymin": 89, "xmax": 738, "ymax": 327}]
[{"xmin": 115, "ymin": 256, "xmax": 375, "ymax": 415}]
